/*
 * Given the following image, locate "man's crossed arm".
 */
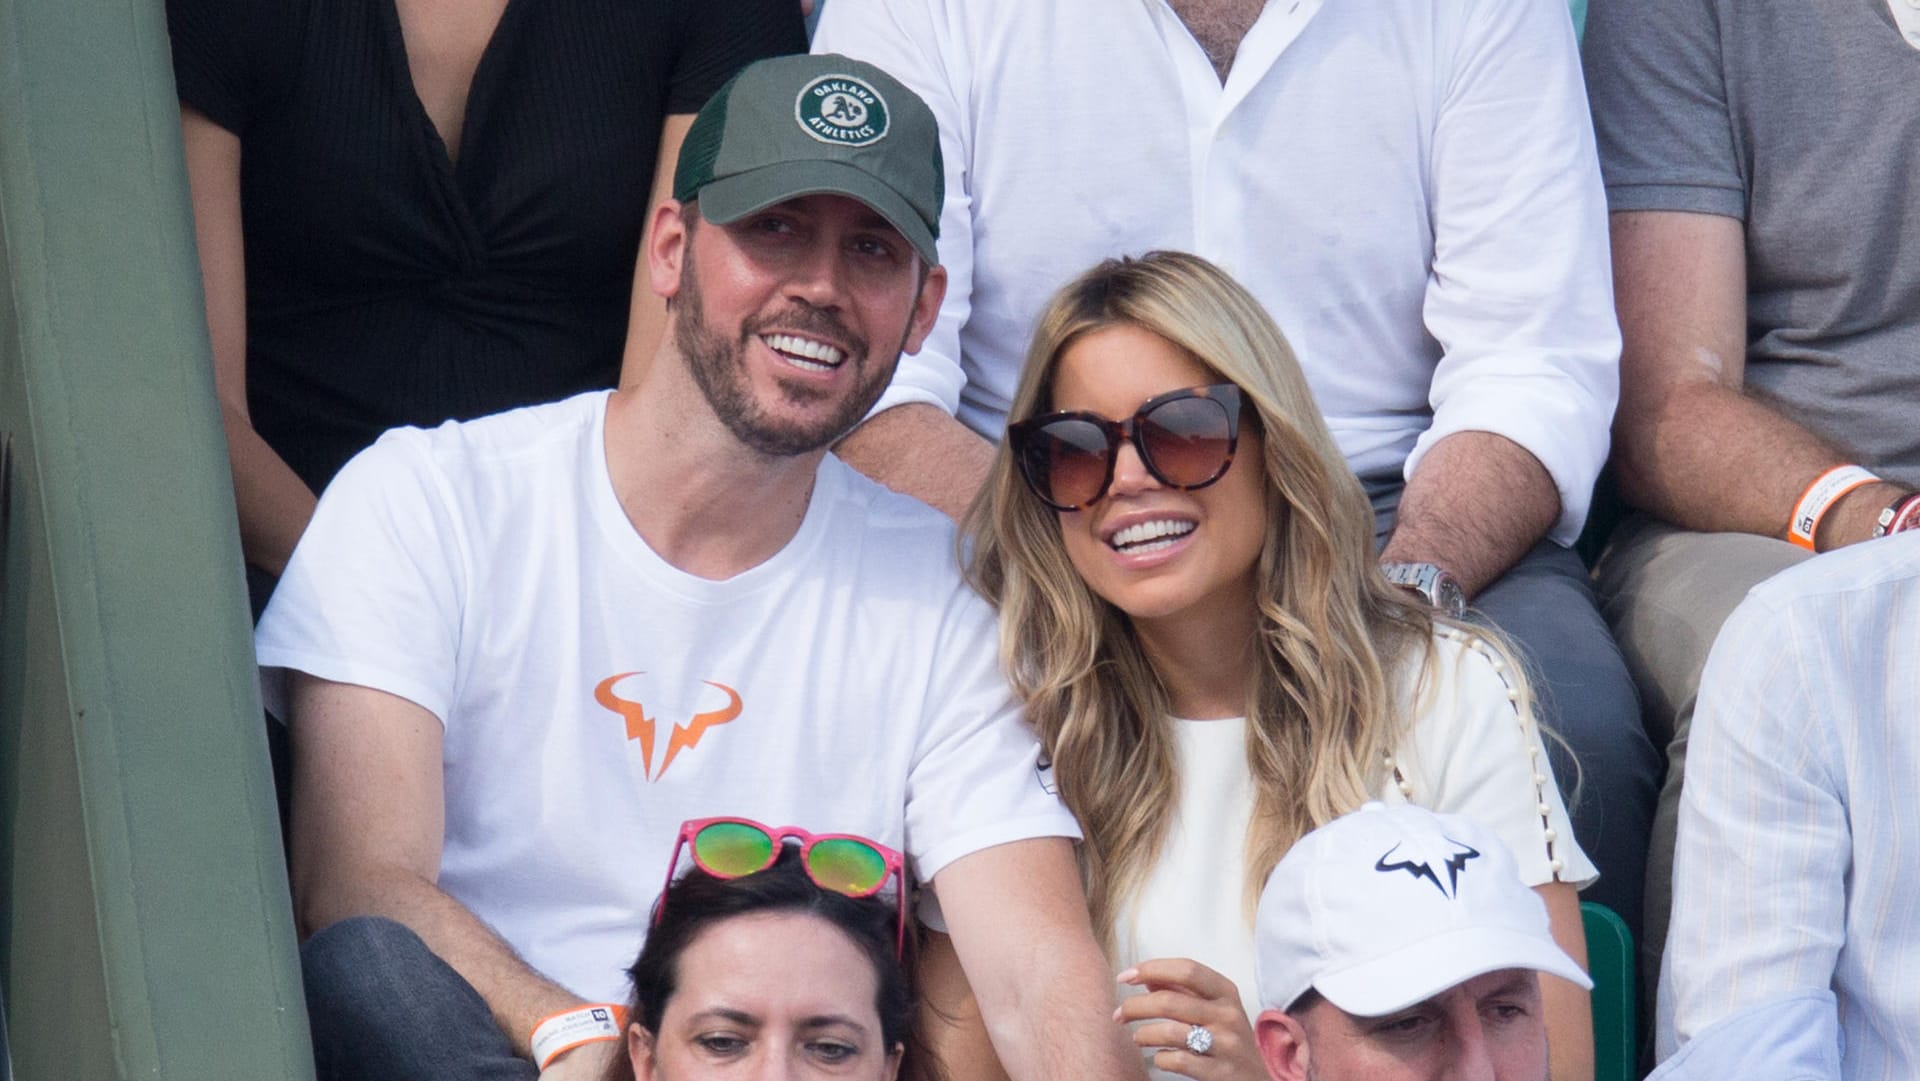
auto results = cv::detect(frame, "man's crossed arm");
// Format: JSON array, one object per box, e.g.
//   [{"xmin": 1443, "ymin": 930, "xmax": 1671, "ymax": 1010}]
[{"xmin": 289, "ymin": 674, "xmax": 615, "ymax": 1079}]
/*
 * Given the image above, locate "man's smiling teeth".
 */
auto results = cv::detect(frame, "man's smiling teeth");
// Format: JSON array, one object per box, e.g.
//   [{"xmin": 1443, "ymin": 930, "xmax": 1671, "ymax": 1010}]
[
  {"xmin": 1110, "ymin": 519, "xmax": 1195, "ymax": 552},
  {"xmin": 762, "ymin": 333, "xmax": 846, "ymax": 371}
]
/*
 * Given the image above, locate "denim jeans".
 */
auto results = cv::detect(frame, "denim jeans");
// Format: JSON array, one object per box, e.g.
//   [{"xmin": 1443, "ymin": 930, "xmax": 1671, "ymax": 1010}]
[{"xmin": 302, "ymin": 916, "xmax": 539, "ymax": 1081}]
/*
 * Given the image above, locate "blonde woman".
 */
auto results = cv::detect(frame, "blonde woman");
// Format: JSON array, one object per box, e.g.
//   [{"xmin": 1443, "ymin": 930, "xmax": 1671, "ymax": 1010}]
[{"xmin": 964, "ymin": 252, "xmax": 1596, "ymax": 1081}]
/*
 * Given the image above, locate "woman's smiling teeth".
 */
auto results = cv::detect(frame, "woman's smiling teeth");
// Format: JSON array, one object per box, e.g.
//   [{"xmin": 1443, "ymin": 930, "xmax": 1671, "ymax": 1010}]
[
  {"xmin": 1109, "ymin": 518, "xmax": 1196, "ymax": 553},
  {"xmin": 762, "ymin": 333, "xmax": 846, "ymax": 372}
]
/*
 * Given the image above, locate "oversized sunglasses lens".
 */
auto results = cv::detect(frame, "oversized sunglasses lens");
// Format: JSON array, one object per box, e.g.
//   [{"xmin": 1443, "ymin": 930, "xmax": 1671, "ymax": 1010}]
[
  {"xmin": 1139, "ymin": 396, "xmax": 1234, "ymax": 487},
  {"xmin": 691, "ymin": 821, "xmax": 775, "ymax": 877},
  {"xmin": 1018, "ymin": 418, "xmax": 1114, "ymax": 509},
  {"xmin": 1017, "ymin": 391, "xmax": 1236, "ymax": 509},
  {"xmin": 805, "ymin": 838, "xmax": 892, "ymax": 896}
]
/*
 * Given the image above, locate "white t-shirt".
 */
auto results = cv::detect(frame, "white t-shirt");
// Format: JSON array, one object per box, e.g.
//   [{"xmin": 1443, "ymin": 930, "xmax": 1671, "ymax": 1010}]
[
  {"xmin": 1114, "ymin": 628, "xmax": 1595, "ymax": 1070},
  {"xmin": 256, "ymin": 391, "xmax": 1078, "ymax": 1003}
]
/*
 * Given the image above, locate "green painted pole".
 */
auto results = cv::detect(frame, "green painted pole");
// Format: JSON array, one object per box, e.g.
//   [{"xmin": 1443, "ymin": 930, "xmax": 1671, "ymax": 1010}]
[{"xmin": 0, "ymin": 0, "xmax": 313, "ymax": 1075}]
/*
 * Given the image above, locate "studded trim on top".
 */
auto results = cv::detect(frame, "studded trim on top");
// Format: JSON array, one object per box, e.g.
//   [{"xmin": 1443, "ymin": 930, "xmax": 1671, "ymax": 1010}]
[{"xmin": 1383, "ymin": 624, "xmax": 1565, "ymax": 881}]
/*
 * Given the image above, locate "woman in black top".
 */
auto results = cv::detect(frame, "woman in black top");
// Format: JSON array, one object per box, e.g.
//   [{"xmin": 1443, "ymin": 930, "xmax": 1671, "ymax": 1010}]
[{"xmin": 167, "ymin": 0, "xmax": 805, "ymax": 590}]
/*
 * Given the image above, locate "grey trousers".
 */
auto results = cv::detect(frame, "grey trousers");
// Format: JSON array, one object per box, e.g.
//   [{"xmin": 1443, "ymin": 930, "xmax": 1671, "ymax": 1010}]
[
  {"xmin": 302, "ymin": 916, "xmax": 539, "ymax": 1081},
  {"xmin": 1592, "ymin": 515, "xmax": 1809, "ymax": 990}
]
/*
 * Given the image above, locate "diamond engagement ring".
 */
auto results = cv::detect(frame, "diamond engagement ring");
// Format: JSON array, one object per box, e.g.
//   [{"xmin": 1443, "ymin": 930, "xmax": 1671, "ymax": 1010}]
[{"xmin": 1185, "ymin": 1024, "xmax": 1214, "ymax": 1055}]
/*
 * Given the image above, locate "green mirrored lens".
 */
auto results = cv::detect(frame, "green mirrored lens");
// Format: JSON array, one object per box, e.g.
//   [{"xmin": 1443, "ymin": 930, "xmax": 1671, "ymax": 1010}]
[
  {"xmin": 807, "ymin": 838, "xmax": 889, "ymax": 895},
  {"xmin": 693, "ymin": 822, "xmax": 774, "ymax": 877}
]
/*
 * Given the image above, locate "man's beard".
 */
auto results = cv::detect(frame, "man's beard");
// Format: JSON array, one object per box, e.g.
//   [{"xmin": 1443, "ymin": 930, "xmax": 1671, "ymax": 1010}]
[{"xmin": 672, "ymin": 253, "xmax": 902, "ymax": 458}]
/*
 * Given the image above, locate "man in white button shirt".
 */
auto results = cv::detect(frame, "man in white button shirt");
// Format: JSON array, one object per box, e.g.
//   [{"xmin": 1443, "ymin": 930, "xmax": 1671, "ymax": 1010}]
[
  {"xmin": 1253, "ymin": 803, "xmax": 1591, "ymax": 1081},
  {"xmin": 813, "ymin": 0, "xmax": 1656, "ymax": 946},
  {"xmin": 1652, "ymin": 532, "xmax": 1920, "ymax": 1080}
]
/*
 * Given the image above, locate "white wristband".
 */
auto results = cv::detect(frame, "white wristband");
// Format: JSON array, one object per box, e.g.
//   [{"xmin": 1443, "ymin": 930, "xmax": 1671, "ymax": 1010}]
[
  {"xmin": 531, "ymin": 1004, "xmax": 627, "ymax": 1070},
  {"xmin": 1789, "ymin": 465, "xmax": 1879, "ymax": 550}
]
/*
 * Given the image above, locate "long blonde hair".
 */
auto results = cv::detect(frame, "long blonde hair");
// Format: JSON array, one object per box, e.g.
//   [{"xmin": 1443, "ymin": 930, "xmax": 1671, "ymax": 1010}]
[{"xmin": 964, "ymin": 251, "xmax": 1445, "ymax": 943}]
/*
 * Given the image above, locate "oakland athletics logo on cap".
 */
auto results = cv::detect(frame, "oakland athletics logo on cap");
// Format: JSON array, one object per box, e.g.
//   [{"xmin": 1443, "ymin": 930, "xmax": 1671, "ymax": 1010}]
[{"xmin": 795, "ymin": 74, "xmax": 890, "ymax": 147}]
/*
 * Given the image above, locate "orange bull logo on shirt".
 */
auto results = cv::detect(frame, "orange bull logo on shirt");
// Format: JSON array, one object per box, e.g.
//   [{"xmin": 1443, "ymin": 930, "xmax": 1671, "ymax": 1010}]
[{"xmin": 594, "ymin": 672, "xmax": 742, "ymax": 781}]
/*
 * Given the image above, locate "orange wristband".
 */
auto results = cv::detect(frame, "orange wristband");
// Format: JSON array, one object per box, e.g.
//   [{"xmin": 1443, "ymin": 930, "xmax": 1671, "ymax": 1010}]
[
  {"xmin": 531, "ymin": 1004, "xmax": 629, "ymax": 1070},
  {"xmin": 1788, "ymin": 465, "xmax": 1879, "ymax": 550}
]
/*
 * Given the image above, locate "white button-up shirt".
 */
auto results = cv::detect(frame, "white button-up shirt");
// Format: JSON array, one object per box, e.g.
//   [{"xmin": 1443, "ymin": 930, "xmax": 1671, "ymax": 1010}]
[
  {"xmin": 1654, "ymin": 531, "xmax": 1920, "ymax": 1081},
  {"xmin": 815, "ymin": 0, "xmax": 1618, "ymax": 543}
]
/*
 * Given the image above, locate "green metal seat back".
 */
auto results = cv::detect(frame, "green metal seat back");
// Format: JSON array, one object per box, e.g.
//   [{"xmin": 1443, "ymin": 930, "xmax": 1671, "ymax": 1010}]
[{"xmin": 1583, "ymin": 900, "xmax": 1638, "ymax": 1081}]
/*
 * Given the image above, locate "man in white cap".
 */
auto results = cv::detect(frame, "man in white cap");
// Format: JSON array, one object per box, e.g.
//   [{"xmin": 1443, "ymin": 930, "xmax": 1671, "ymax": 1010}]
[{"xmin": 1252, "ymin": 803, "xmax": 1593, "ymax": 1081}]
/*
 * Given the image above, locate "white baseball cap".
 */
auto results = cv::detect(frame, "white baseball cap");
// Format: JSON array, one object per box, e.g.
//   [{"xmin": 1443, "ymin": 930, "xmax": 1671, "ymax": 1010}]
[{"xmin": 1254, "ymin": 802, "xmax": 1591, "ymax": 1017}]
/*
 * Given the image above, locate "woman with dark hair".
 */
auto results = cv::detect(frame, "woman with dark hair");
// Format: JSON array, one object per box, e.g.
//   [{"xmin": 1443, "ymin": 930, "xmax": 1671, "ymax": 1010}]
[{"xmin": 601, "ymin": 819, "xmax": 917, "ymax": 1081}]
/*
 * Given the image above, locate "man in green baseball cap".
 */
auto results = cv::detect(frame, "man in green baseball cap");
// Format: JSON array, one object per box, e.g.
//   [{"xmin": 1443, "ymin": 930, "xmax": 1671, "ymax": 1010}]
[
  {"xmin": 633, "ymin": 51, "xmax": 950, "ymax": 460},
  {"xmin": 271, "ymin": 51, "xmax": 1141, "ymax": 1081},
  {"xmin": 673, "ymin": 52, "xmax": 945, "ymax": 266}
]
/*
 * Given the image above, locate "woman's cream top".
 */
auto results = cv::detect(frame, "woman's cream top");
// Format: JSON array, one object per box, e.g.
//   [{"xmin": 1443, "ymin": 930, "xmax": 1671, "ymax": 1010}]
[{"xmin": 1114, "ymin": 627, "xmax": 1596, "ymax": 1071}]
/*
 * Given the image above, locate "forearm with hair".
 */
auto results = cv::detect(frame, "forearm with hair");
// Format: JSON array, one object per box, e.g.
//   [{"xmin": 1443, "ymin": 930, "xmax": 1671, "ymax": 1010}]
[
  {"xmin": 291, "ymin": 676, "xmax": 592, "ymax": 1064},
  {"xmin": 1609, "ymin": 209, "xmax": 1910, "ymax": 549},
  {"xmin": 308, "ymin": 867, "xmax": 588, "ymax": 1059},
  {"xmin": 1614, "ymin": 349, "xmax": 1905, "ymax": 549},
  {"xmin": 1379, "ymin": 431, "xmax": 1559, "ymax": 597},
  {"xmin": 835, "ymin": 403, "xmax": 995, "ymax": 521}
]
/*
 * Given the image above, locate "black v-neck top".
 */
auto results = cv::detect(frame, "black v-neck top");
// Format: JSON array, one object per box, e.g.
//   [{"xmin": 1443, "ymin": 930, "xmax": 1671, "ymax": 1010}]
[{"xmin": 166, "ymin": 0, "xmax": 805, "ymax": 490}]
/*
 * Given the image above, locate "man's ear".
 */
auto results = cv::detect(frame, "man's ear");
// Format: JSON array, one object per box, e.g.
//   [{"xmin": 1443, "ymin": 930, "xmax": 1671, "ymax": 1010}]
[
  {"xmin": 628, "ymin": 1022, "xmax": 659, "ymax": 1081},
  {"xmin": 1254, "ymin": 1009, "xmax": 1310, "ymax": 1081},
  {"xmin": 648, "ymin": 200, "xmax": 692, "ymax": 301},
  {"xmin": 901, "ymin": 263, "xmax": 948, "ymax": 356}
]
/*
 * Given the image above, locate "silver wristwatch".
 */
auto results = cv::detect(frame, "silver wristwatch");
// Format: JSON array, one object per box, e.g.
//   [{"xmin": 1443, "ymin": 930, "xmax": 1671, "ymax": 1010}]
[{"xmin": 1381, "ymin": 562, "xmax": 1468, "ymax": 619}]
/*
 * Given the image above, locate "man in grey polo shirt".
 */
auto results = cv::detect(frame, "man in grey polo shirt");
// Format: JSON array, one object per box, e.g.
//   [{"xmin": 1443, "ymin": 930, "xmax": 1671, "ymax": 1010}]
[{"xmin": 1582, "ymin": 0, "xmax": 1920, "ymax": 981}]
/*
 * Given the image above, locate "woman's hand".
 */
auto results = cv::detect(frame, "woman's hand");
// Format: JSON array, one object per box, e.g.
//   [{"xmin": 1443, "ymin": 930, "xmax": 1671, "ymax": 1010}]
[{"xmin": 1115, "ymin": 958, "xmax": 1266, "ymax": 1081}]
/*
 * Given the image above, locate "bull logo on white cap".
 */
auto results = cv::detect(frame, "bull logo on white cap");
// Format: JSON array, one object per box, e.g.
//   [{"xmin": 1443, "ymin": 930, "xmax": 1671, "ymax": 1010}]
[
  {"xmin": 1374, "ymin": 837, "xmax": 1481, "ymax": 899},
  {"xmin": 796, "ymin": 74, "xmax": 890, "ymax": 147}
]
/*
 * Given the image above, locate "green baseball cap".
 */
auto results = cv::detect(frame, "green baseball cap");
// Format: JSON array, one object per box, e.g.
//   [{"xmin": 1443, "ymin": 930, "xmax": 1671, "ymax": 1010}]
[{"xmin": 674, "ymin": 53, "xmax": 944, "ymax": 266}]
